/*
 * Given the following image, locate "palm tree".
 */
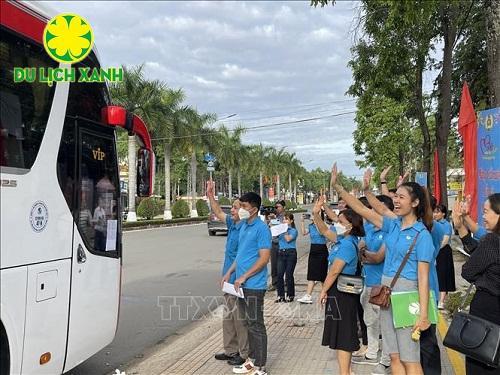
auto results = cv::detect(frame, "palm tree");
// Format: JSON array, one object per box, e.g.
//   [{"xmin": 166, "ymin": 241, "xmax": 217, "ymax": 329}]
[
  {"xmin": 216, "ymin": 125, "xmax": 245, "ymax": 199},
  {"xmin": 147, "ymin": 88, "xmax": 188, "ymax": 219},
  {"xmin": 109, "ymin": 64, "xmax": 165, "ymax": 221},
  {"xmin": 268, "ymin": 147, "xmax": 288, "ymax": 201},
  {"xmin": 182, "ymin": 109, "xmax": 216, "ymax": 216},
  {"xmin": 248, "ymin": 144, "xmax": 271, "ymax": 199}
]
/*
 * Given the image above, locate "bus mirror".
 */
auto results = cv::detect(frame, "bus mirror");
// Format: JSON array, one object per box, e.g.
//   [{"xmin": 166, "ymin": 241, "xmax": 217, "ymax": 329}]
[
  {"xmin": 137, "ymin": 148, "xmax": 151, "ymax": 197},
  {"xmin": 102, "ymin": 106, "xmax": 126, "ymax": 126}
]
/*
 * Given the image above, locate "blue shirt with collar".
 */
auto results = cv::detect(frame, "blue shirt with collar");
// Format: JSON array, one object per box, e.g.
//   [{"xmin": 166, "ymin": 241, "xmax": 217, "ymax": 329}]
[
  {"xmin": 279, "ymin": 227, "xmax": 298, "ymax": 249},
  {"xmin": 363, "ymin": 221, "xmax": 385, "ymax": 287},
  {"xmin": 236, "ymin": 216, "xmax": 272, "ymax": 290},
  {"xmin": 381, "ymin": 216, "xmax": 434, "ymax": 281},
  {"xmin": 429, "ymin": 220, "xmax": 442, "ymax": 304},
  {"xmin": 328, "ymin": 235, "xmax": 359, "ymax": 275},
  {"xmin": 222, "ymin": 215, "xmax": 243, "ymax": 283},
  {"xmin": 309, "ymin": 223, "xmax": 327, "ymax": 245}
]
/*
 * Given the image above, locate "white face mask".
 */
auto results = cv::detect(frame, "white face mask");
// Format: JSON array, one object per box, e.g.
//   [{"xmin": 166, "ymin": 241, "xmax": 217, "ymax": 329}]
[
  {"xmin": 238, "ymin": 208, "xmax": 251, "ymax": 221},
  {"xmin": 334, "ymin": 223, "xmax": 348, "ymax": 236}
]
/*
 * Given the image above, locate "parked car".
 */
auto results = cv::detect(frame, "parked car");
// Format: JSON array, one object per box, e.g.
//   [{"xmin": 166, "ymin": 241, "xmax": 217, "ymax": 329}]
[{"xmin": 207, "ymin": 205, "xmax": 232, "ymax": 236}]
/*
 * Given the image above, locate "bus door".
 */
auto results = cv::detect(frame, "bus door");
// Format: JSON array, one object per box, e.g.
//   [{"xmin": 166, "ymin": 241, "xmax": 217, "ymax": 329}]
[{"xmin": 64, "ymin": 117, "xmax": 122, "ymax": 371}]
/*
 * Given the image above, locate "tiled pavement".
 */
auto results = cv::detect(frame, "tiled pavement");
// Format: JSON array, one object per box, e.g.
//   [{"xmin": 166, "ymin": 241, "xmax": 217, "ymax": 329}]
[{"xmin": 157, "ymin": 253, "xmax": 460, "ymax": 375}]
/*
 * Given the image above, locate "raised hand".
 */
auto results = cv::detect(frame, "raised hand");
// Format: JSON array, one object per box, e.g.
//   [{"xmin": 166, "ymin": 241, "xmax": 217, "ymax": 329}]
[
  {"xmin": 451, "ymin": 199, "xmax": 463, "ymax": 228},
  {"xmin": 461, "ymin": 195, "xmax": 471, "ymax": 215},
  {"xmin": 330, "ymin": 162, "xmax": 338, "ymax": 189},
  {"xmin": 380, "ymin": 166, "xmax": 392, "ymax": 182},
  {"xmin": 363, "ymin": 169, "xmax": 373, "ymax": 191},
  {"xmin": 206, "ymin": 180, "xmax": 215, "ymax": 198},
  {"xmin": 397, "ymin": 171, "xmax": 410, "ymax": 187}
]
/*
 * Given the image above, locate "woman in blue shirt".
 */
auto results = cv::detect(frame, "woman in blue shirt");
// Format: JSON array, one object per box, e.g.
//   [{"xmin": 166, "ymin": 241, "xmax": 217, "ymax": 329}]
[
  {"xmin": 276, "ymin": 213, "xmax": 299, "ymax": 303},
  {"xmin": 330, "ymin": 163, "xmax": 434, "ymax": 375},
  {"xmin": 313, "ymin": 197, "xmax": 365, "ymax": 375},
  {"xmin": 433, "ymin": 204, "xmax": 456, "ymax": 309},
  {"xmin": 297, "ymin": 210, "xmax": 334, "ymax": 304}
]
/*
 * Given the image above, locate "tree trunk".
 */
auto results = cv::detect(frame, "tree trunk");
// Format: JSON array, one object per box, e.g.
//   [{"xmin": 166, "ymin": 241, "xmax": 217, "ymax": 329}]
[
  {"xmin": 126, "ymin": 135, "xmax": 137, "ymax": 222},
  {"xmin": 237, "ymin": 171, "xmax": 242, "ymax": 197},
  {"xmin": 276, "ymin": 174, "xmax": 281, "ymax": 201},
  {"xmin": 293, "ymin": 183, "xmax": 297, "ymax": 203},
  {"xmin": 487, "ymin": 0, "xmax": 500, "ymax": 106},
  {"xmin": 288, "ymin": 173, "xmax": 292, "ymax": 201},
  {"xmin": 437, "ymin": 5, "xmax": 457, "ymax": 208},
  {"xmin": 259, "ymin": 171, "xmax": 264, "ymax": 199},
  {"xmin": 190, "ymin": 150, "xmax": 198, "ymax": 217},
  {"xmin": 163, "ymin": 143, "xmax": 172, "ymax": 219},
  {"xmin": 228, "ymin": 170, "xmax": 232, "ymax": 199},
  {"xmin": 414, "ymin": 59, "xmax": 431, "ymax": 185}
]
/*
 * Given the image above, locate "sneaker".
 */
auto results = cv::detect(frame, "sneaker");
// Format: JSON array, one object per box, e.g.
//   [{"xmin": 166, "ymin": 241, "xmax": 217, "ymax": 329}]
[
  {"xmin": 352, "ymin": 344, "xmax": 367, "ymax": 358},
  {"xmin": 438, "ymin": 301, "xmax": 445, "ymax": 310},
  {"xmin": 274, "ymin": 297, "xmax": 286, "ymax": 303},
  {"xmin": 352, "ymin": 355, "xmax": 378, "ymax": 365},
  {"xmin": 286, "ymin": 296, "xmax": 294, "ymax": 303},
  {"xmin": 252, "ymin": 368, "xmax": 267, "ymax": 375},
  {"xmin": 371, "ymin": 363, "xmax": 391, "ymax": 375},
  {"xmin": 297, "ymin": 294, "xmax": 313, "ymax": 304},
  {"xmin": 233, "ymin": 359, "xmax": 255, "ymax": 374}
]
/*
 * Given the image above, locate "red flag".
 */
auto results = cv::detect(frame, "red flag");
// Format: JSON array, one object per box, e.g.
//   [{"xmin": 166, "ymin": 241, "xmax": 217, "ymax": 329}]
[
  {"xmin": 433, "ymin": 150, "xmax": 441, "ymax": 204},
  {"xmin": 457, "ymin": 82, "xmax": 478, "ymax": 221}
]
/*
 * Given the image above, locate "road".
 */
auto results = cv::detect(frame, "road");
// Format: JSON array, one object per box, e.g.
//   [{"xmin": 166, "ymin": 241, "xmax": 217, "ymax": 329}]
[{"xmin": 68, "ymin": 214, "xmax": 310, "ymax": 374}]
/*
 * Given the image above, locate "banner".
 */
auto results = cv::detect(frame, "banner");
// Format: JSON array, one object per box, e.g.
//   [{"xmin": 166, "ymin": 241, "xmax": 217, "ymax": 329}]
[
  {"xmin": 415, "ymin": 172, "xmax": 428, "ymax": 187},
  {"xmin": 477, "ymin": 107, "xmax": 500, "ymax": 223}
]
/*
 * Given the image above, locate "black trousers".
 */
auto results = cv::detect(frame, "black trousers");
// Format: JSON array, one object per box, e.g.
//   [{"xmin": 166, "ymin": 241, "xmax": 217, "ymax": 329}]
[
  {"xmin": 238, "ymin": 289, "xmax": 267, "ymax": 367},
  {"xmin": 276, "ymin": 249, "xmax": 297, "ymax": 298},
  {"xmin": 270, "ymin": 241, "xmax": 279, "ymax": 287},
  {"xmin": 420, "ymin": 324, "xmax": 441, "ymax": 375}
]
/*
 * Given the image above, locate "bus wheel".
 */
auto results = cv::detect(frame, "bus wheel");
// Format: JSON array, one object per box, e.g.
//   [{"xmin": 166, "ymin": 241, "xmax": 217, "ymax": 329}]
[{"xmin": 0, "ymin": 322, "xmax": 9, "ymax": 375}]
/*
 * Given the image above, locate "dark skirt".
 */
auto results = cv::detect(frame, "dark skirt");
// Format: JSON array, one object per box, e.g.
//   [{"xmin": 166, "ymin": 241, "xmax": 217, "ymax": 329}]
[
  {"xmin": 436, "ymin": 244, "xmax": 456, "ymax": 292},
  {"xmin": 307, "ymin": 243, "xmax": 328, "ymax": 282},
  {"xmin": 321, "ymin": 280, "xmax": 360, "ymax": 352},
  {"xmin": 466, "ymin": 289, "xmax": 500, "ymax": 375}
]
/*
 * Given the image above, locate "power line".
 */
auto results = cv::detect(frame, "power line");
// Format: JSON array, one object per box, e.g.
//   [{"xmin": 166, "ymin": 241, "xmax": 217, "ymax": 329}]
[
  {"xmin": 147, "ymin": 109, "xmax": 356, "ymax": 142},
  {"xmin": 215, "ymin": 98, "xmax": 355, "ymax": 118}
]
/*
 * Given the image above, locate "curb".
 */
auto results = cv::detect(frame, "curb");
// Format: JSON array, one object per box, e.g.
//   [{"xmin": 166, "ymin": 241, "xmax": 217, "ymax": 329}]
[
  {"xmin": 437, "ymin": 311, "xmax": 465, "ymax": 375},
  {"xmin": 123, "ymin": 222, "xmax": 206, "ymax": 232}
]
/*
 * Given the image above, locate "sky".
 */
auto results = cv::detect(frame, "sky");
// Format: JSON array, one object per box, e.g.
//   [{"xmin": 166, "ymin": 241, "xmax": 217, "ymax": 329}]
[{"xmin": 45, "ymin": 1, "xmax": 376, "ymax": 177}]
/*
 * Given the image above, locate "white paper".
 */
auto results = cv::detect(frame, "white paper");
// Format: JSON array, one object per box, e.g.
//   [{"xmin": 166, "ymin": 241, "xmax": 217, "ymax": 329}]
[
  {"xmin": 270, "ymin": 223, "xmax": 288, "ymax": 237},
  {"xmin": 105, "ymin": 220, "xmax": 118, "ymax": 251},
  {"xmin": 222, "ymin": 282, "xmax": 245, "ymax": 298}
]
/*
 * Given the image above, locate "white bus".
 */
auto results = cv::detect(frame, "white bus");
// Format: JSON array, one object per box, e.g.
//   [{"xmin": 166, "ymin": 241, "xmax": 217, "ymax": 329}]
[{"xmin": 0, "ymin": 1, "xmax": 154, "ymax": 373}]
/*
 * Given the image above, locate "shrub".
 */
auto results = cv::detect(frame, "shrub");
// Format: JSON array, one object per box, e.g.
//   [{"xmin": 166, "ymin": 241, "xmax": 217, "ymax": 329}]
[
  {"xmin": 445, "ymin": 289, "xmax": 475, "ymax": 315},
  {"xmin": 172, "ymin": 199, "xmax": 190, "ymax": 218},
  {"xmin": 285, "ymin": 200, "xmax": 297, "ymax": 210},
  {"xmin": 261, "ymin": 198, "xmax": 271, "ymax": 206},
  {"xmin": 218, "ymin": 196, "xmax": 231, "ymax": 205},
  {"xmin": 137, "ymin": 197, "xmax": 161, "ymax": 220},
  {"xmin": 196, "ymin": 199, "xmax": 209, "ymax": 216}
]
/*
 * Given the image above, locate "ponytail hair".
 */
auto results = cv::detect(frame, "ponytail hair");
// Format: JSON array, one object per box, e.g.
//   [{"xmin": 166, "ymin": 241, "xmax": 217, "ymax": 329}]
[{"xmin": 400, "ymin": 182, "xmax": 433, "ymax": 231}]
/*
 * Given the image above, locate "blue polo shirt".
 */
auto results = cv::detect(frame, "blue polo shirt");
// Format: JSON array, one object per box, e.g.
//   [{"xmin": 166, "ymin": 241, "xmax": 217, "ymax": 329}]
[
  {"xmin": 279, "ymin": 227, "xmax": 298, "ymax": 249},
  {"xmin": 309, "ymin": 223, "xmax": 327, "ymax": 245},
  {"xmin": 437, "ymin": 219, "xmax": 453, "ymax": 245},
  {"xmin": 381, "ymin": 216, "xmax": 434, "ymax": 281},
  {"xmin": 363, "ymin": 221, "xmax": 385, "ymax": 287},
  {"xmin": 474, "ymin": 225, "xmax": 487, "ymax": 240},
  {"xmin": 328, "ymin": 235, "xmax": 359, "ymax": 275},
  {"xmin": 236, "ymin": 216, "xmax": 272, "ymax": 290},
  {"xmin": 222, "ymin": 215, "xmax": 243, "ymax": 283},
  {"xmin": 429, "ymin": 221, "xmax": 442, "ymax": 303}
]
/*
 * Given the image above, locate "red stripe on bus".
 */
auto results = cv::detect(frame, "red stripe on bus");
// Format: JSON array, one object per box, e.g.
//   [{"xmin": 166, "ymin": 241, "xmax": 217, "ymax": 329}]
[{"xmin": 1, "ymin": 1, "xmax": 46, "ymax": 44}]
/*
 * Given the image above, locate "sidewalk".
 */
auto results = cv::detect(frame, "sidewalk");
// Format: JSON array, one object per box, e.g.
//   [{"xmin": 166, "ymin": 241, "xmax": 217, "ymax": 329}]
[{"xmin": 125, "ymin": 251, "xmax": 460, "ymax": 375}]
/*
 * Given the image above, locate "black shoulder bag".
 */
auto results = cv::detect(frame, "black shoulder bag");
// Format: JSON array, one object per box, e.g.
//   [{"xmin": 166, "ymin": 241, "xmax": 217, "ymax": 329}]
[{"xmin": 443, "ymin": 284, "xmax": 500, "ymax": 368}]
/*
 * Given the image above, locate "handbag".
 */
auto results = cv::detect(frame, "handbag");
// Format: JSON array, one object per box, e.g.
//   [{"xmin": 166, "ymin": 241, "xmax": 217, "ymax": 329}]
[
  {"xmin": 443, "ymin": 284, "xmax": 500, "ymax": 368},
  {"xmin": 369, "ymin": 232, "xmax": 420, "ymax": 307},
  {"xmin": 337, "ymin": 244, "xmax": 364, "ymax": 295}
]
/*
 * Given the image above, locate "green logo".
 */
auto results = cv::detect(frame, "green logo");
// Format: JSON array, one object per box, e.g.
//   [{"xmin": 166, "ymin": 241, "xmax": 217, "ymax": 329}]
[{"xmin": 43, "ymin": 13, "xmax": 94, "ymax": 64}]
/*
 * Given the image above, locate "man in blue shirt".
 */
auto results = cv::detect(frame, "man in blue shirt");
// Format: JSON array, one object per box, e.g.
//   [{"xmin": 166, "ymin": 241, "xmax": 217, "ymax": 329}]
[
  {"xmin": 207, "ymin": 181, "xmax": 248, "ymax": 366},
  {"xmin": 228, "ymin": 192, "xmax": 272, "ymax": 375}
]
